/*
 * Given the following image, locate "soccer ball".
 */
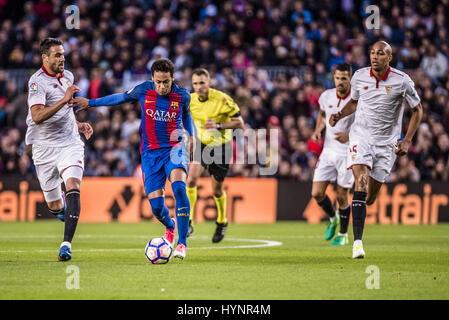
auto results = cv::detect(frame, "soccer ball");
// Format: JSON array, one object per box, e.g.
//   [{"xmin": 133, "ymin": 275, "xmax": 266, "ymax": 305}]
[{"xmin": 145, "ymin": 237, "xmax": 173, "ymax": 264}]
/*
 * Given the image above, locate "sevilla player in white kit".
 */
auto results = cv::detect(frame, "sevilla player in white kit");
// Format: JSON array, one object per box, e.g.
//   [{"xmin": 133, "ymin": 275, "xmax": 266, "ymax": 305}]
[
  {"xmin": 26, "ymin": 38, "xmax": 93, "ymax": 261},
  {"xmin": 311, "ymin": 63, "xmax": 355, "ymax": 246},
  {"xmin": 312, "ymin": 63, "xmax": 354, "ymax": 245},
  {"xmin": 330, "ymin": 41, "xmax": 423, "ymax": 259}
]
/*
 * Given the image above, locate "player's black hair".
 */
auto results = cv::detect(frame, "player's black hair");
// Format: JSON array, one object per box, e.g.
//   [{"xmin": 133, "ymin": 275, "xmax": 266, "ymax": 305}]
[
  {"xmin": 151, "ymin": 59, "xmax": 175, "ymax": 77},
  {"xmin": 335, "ymin": 62, "xmax": 352, "ymax": 76},
  {"xmin": 192, "ymin": 68, "xmax": 210, "ymax": 78},
  {"xmin": 39, "ymin": 38, "xmax": 63, "ymax": 55}
]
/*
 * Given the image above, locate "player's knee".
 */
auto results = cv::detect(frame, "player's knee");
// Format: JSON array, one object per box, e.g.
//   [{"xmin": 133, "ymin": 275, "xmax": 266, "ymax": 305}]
[
  {"xmin": 212, "ymin": 183, "xmax": 224, "ymax": 197},
  {"xmin": 311, "ymin": 190, "xmax": 325, "ymax": 202},
  {"xmin": 337, "ymin": 195, "xmax": 348, "ymax": 207},
  {"xmin": 65, "ymin": 178, "xmax": 81, "ymax": 190},
  {"xmin": 213, "ymin": 190, "xmax": 224, "ymax": 198},
  {"xmin": 47, "ymin": 199, "xmax": 63, "ymax": 211},
  {"xmin": 336, "ymin": 190, "xmax": 349, "ymax": 207},
  {"xmin": 186, "ymin": 178, "xmax": 197, "ymax": 189}
]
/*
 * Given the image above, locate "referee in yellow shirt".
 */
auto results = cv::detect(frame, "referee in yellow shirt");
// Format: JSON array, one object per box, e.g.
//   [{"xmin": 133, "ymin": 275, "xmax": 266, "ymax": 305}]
[{"xmin": 187, "ymin": 68, "xmax": 244, "ymax": 242}]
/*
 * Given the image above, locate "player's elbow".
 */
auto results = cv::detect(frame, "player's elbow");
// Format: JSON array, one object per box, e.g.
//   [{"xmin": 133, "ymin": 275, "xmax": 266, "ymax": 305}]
[
  {"xmin": 30, "ymin": 106, "xmax": 45, "ymax": 124},
  {"xmin": 31, "ymin": 113, "xmax": 43, "ymax": 125},
  {"xmin": 415, "ymin": 103, "xmax": 423, "ymax": 118},
  {"xmin": 410, "ymin": 103, "xmax": 423, "ymax": 124}
]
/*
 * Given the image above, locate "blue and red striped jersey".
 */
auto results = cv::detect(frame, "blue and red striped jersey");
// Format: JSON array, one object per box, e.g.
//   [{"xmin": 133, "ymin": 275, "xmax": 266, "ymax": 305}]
[{"xmin": 123, "ymin": 81, "xmax": 192, "ymax": 152}]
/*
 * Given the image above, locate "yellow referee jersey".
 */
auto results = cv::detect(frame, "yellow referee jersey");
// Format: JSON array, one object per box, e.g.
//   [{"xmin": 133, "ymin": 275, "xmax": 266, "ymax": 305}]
[{"xmin": 190, "ymin": 88, "xmax": 240, "ymax": 146}]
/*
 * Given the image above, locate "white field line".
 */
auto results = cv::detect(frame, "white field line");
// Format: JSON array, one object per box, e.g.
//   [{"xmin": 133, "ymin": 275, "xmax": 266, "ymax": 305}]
[
  {"xmin": 2, "ymin": 234, "xmax": 449, "ymax": 240},
  {"xmin": 0, "ymin": 235, "xmax": 282, "ymax": 253}
]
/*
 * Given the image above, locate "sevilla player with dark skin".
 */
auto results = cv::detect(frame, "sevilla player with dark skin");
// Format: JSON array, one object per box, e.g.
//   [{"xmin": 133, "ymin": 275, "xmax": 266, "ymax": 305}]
[{"xmin": 329, "ymin": 41, "xmax": 423, "ymax": 206}]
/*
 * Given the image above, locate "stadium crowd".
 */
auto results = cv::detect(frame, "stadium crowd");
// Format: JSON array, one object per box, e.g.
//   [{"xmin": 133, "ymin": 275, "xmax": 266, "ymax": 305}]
[{"xmin": 1, "ymin": 0, "xmax": 449, "ymax": 182}]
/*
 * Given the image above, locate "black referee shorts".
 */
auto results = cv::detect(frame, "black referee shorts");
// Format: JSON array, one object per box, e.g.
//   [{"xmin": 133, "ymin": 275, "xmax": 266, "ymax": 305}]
[{"xmin": 195, "ymin": 140, "xmax": 233, "ymax": 182}]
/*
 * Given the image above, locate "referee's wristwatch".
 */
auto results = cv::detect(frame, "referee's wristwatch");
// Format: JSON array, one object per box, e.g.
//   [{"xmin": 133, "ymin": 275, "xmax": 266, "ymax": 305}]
[{"xmin": 216, "ymin": 123, "xmax": 223, "ymax": 130}]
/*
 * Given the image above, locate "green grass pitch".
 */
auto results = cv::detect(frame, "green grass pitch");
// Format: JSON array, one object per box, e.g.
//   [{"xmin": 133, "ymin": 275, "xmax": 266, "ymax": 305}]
[{"xmin": 1, "ymin": 221, "xmax": 448, "ymax": 300}]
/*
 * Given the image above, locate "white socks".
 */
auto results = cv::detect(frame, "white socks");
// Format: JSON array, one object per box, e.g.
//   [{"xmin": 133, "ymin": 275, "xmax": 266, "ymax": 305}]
[{"xmin": 61, "ymin": 241, "xmax": 71, "ymax": 249}]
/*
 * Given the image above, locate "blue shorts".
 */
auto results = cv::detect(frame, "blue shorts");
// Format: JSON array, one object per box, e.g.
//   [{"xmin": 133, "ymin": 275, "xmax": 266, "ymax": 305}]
[{"xmin": 141, "ymin": 145, "xmax": 189, "ymax": 195}]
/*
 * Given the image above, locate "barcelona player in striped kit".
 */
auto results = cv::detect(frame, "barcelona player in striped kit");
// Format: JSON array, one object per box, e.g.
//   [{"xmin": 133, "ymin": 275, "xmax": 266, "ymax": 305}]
[{"xmin": 71, "ymin": 59, "xmax": 194, "ymax": 259}]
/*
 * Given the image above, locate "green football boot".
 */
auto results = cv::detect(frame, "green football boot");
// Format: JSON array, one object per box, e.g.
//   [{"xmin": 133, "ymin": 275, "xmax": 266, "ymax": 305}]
[
  {"xmin": 331, "ymin": 233, "xmax": 349, "ymax": 246},
  {"xmin": 324, "ymin": 212, "xmax": 340, "ymax": 241}
]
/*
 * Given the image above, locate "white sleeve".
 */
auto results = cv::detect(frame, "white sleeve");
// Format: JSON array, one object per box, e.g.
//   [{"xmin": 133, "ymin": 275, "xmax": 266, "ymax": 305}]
[
  {"xmin": 318, "ymin": 92, "xmax": 326, "ymax": 112},
  {"xmin": 65, "ymin": 70, "xmax": 75, "ymax": 84},
  {"xmin": 403, "ymin": 74, "xmax": 420, "ymax": 108},
  {"xmin": 350, "ymin": 72, "xmax": 360, "ymax": 101},
  {"xmin": 27, "ymin": 78, "xmax": 46, "ymax": 108}
]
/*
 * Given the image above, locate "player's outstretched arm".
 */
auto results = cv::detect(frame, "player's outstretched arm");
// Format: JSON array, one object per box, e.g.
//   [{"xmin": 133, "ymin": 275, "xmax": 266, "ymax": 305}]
[
  {"xmin": 395, "ymin": 102, "xmax": 423, "ymax": 156},
  {"xmin": 329, "ymin": 98, "xmax": 358, "ymax": 127},
  {"xmin": 69, "ymin": 92, "xmax": 131, "ymax": 113}
]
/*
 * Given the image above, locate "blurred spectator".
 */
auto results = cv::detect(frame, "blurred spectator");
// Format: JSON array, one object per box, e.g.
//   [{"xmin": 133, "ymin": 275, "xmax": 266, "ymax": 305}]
[
  {"xmin": 389, "ymin": 157, "xmax": 421, "ymax": 182},
  {"xmin": 121, "ymin": 110, "xmax": 141, "ymax": 140},
  {"xmin": 420, "ymin": 43, "xmax": 448, "ymax": 84}
]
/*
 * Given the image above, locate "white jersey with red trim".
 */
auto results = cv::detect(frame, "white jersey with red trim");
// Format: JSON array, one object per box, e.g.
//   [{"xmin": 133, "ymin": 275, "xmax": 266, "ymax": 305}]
[
  {"xmin": 318, "ymin": 88, "xmax": 355, "ymax": 155},
  {"xmin": 350, "ymin": 66, "xmax": 421, "ymax": 146},
  {"xmin": 25, "ymin": 67, "xmax": 82, "ymax": 147}
]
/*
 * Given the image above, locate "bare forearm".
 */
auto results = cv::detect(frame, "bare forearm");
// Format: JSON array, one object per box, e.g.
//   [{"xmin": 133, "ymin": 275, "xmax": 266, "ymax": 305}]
[
  {"xmin": 340, "ymin": 99, "xmax": 357, "ymax": 119},
  {"xmin": 221, "ymin": 116, "xmax": 244, "ymax": 129},
  {"xmin": 314, "ymin": 111, "xmax": 326, "ymax": 133},
  {"xmin": 32, "ymin": 98, "xmax": 68, "ymax": 124},
  {"xmin": 404, "ymin": 103, "xmax": 423, "ymax": 142}
]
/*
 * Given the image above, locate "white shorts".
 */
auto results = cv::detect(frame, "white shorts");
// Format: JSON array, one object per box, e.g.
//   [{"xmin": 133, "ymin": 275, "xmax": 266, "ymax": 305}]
[
  {"xmin": 347, "ymin": 139, "xmax": 396, "ymax": 183},
  {"xmin": 32, "ymin": 143, "xmax": 84, "ymax": 201},
  {"xmin": 313, "ymin": 151, "xmax": 354, "ymax": 189}
]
